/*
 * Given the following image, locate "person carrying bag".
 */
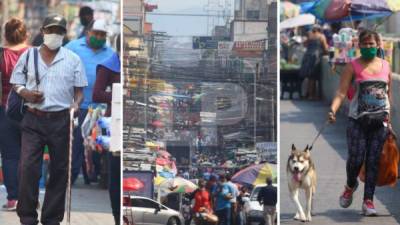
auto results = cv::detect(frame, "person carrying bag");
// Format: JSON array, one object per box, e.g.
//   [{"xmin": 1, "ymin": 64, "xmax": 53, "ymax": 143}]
[{"xmin": 328, "ymin": 29, "xmax": 393, "ymax": 216}]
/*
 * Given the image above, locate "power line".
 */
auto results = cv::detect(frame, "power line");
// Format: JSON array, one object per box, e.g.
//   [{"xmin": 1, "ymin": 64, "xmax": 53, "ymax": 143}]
[{"xmin": 145, "ymin": 12, "xmax": 233, "ymax": 18}]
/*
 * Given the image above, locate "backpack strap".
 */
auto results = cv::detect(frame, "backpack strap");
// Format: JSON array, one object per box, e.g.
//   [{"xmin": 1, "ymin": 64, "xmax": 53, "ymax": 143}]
[
  {"xmin": 22, "ymin": 49, "xmax": 31, "ymax": 83},
  {"xmin": 33, "ymin": 48, "xmax": 40, "ymax": 86}
]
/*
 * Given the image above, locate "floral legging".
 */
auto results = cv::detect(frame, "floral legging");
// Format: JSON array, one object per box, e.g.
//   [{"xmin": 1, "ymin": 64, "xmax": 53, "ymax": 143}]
[{"xmin": 346, "ymin": 118, "xmax": 389, "ymax": 200}]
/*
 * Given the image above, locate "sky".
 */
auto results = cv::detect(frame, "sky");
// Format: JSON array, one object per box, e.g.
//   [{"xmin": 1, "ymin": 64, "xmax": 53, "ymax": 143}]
[{"xmin": 146, "ymin": 0, "xmax": 234, "ymax": 37}]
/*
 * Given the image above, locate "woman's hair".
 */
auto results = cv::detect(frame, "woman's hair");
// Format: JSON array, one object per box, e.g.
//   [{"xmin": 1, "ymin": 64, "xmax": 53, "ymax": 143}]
[
  {"xmin": 358, "ymin": 29, "xmax": 380, "ymax": 45},
  {"xmin": 4, "ymin": 18, "xmax": 27, "ymax": 45}
]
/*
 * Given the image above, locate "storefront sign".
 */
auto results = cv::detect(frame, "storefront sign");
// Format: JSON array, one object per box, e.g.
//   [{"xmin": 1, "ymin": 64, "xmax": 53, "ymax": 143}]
[{"xmin": 233, "ymin": 40, "xmax": 266, "ymax": 51}]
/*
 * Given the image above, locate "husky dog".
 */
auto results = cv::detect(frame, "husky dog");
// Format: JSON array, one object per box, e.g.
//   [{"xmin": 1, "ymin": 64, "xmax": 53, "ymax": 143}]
[{"xmin": 287, "ymin": 144, "xmax": 317, "ymax": 222}]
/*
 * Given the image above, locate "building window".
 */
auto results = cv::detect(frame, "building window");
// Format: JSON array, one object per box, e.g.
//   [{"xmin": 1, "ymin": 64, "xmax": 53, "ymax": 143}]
[{"xmin": 247, "ymin": 10, "xmax": 260, "ymax": 20}]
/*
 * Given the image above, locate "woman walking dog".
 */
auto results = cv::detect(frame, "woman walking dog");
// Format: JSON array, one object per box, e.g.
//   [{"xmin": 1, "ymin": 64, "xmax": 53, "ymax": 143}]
[{"xmin": 328, "ymin": 29, "xmax": 392, "ymax": 216}]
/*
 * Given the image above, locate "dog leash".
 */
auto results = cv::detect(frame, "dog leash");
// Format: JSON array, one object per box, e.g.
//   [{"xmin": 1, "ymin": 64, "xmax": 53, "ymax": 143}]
[
  {"xmin": 66, "ymin": 108, "xmax": 74, "ymax": 225},
  {"xmin": 309, "ymin": 120, "xmax": 330, "ymax": 150}
]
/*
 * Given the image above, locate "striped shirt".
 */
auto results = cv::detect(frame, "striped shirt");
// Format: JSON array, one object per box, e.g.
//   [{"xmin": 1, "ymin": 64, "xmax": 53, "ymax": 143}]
[{"xmin": 10, "ymin": 47, "xmax": 88, "ymax": 112}]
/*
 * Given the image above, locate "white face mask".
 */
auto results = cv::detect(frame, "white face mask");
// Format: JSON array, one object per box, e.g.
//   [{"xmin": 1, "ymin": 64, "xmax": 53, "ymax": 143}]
[{"xmin": 43, "ymin": 34, "xmax": 64, "ymax": 50}]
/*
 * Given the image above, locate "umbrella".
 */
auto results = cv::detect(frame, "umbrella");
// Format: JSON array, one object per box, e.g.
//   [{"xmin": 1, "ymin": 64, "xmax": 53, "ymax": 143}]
[
  {"xmin": 156, "ymin": 157, "xmax": 170, "ymax": 166},
  {"xmin": 280, "ymin": 1, "xmax": 301, "ymax": 19},
  {"xmin": 145, "ymin": 141, "xmax": 158, "ymax": 148},
  {"xmin": 221, "ymin": 160, "xmax": 236, "ymax": 168},
  {"xmin": 280, "ymin": 13, "xmax": 315, "ymax": 30},
  {"xmin": 157, "ymin": 150, "xmax": 171, "ymax": 158},
  {"xmin": 159, "ymin": 177, "xmax": 198, "ymax": 193},
  {"xmin": 159, "ymin": 171, "xmax": 175, "ymax": 179},
  {"xmin": 152, "ymin": 120, "xmax": 164, "ymax": 128},
  {"xmin": 123, "ymin": 177, "xmax": 144, "ymax": 192},
  {"xmin": 280, "ymin": 14, "xmax": 316, "ymax": 30},
  {"xmin": 300, "ymin": 1, "xmax": 316, "ymax": 14},
  {"xmin": 201, "ymin": 161, "xmax": 213, "ymax": 167},
  {"xmin": 351, "ymin": 0, "xmax": 400, "ymax": 14},
  {"xmin": 307, "ymin": 0, "xmax": 400, "ymax": 22},
  {"xmin": 154, "ymin": 176, "xmax": 166, "ymax": 186},
  {"xmin": 232, "ymin": 163, "xmax": 277, "ymax": 186}
]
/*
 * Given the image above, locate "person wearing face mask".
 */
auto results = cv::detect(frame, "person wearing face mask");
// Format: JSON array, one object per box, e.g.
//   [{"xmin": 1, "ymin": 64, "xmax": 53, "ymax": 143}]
[
  {"xmin": 9, "ymin": 14, "xmax": 87, "ymax": 225},
  {"xmin": 0, "ymin": 18, "xmax": 29, "ymax": 211},
  {"xmin": 92, "ymin": 34, "xmax": 121, "ymax": 225},
  {"xmin": 78, "ymin": 6, "xmax": 94, "ymax": 38},
  {"xmin": 328, "ymin": 29, "xmax": 392, "ymax": 216},
  {"xmin": 65, "ymin": 19, "xmax": 115, "ymax": 186}
]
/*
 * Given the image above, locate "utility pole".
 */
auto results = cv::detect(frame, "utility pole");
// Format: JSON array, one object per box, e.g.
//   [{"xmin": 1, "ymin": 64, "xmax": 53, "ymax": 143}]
[{"xmin": 254, "ymin": 63, "xmax": 258, "ymax": 150}]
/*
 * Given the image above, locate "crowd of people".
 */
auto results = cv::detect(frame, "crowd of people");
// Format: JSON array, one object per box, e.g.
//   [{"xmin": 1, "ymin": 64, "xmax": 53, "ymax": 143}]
[
  {"xmin": 0, "ymin": 6, "xmax": 120, "ymax": 225},
  {"xmin": 182, "ymin": 175, "xmax": 277, "ymax": 225}
]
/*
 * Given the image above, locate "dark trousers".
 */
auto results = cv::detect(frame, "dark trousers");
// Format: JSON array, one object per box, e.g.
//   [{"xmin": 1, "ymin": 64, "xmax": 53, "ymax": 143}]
[
  {"xmin": 71, "ymin": 109, "xmax": 90, "ymax": 184},
  {"xmin": 231, "ymin": 203, "xmax": 237, "ymax": 225},
  {"xmin": 346, "ymin": 118, "xmax": 388, "ymax": 200},
  {"xmin": 108, "ymin": 152, "xmax": 120, "ymax": 225},
  {"xmin": 17, "ymin": 111, "xmax": 70, "ymax": 225},
  {"xmin": 216, "ymin": 207, "xmax": 231, "ymax": 225},
  {"xmin": 92, "ymin": 151, "xmax": 102, "ymax": 181},
  {"xmin": 0, "ymin": 107, "xmax": 21, "ymax": 200}
]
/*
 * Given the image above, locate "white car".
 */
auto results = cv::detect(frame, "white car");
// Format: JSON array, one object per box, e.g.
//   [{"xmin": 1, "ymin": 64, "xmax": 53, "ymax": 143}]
[
  {"xmin": 243, "ymin": 184, "xmax": 277, "ymax": 225},
  {"xmin": 123, "ymin": 195, "xmax": 184, "ymax": 225}
]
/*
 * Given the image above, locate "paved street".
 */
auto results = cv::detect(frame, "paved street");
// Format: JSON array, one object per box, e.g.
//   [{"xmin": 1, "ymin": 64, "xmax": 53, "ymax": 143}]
[
  {"xmin": 0, "ymin": 180, "xmax": 114, "ymax": 225},
  {"xmin": 280, "ymin": 100, "xmax": 400, "ymax": 225}
]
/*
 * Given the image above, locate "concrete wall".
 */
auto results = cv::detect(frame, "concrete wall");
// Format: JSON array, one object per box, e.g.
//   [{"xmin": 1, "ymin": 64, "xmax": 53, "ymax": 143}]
[
  {"xmin": 321, "ymin": 57, "xmax": 400, "ymax": 135},
  {"xmin": 386, "ymin": 12, "xmax": 400, "ymax": 34},
  {"xmin": 124, "ymin": 0, "xmax": 144, "ymax": 34},
  {"xmin": 235, "ymin": 0, "xmax": 268, "ymax": 20},
  {"xmin": 232, "ymin": 21, "xmax": 268, "ymax": 41}
]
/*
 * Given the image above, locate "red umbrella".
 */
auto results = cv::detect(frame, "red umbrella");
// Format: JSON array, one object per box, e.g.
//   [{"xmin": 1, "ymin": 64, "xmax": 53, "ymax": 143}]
[
  {"xmin": 156, "ymin": 157, "xmax": 170, "ymax": 166},
  {"xmin": 152, "ymin": 120, "xmax": 164, "ymax": 128},
  {"xmin": 123, "ymin": 177, "xmax": 144, "ymax": 192}
]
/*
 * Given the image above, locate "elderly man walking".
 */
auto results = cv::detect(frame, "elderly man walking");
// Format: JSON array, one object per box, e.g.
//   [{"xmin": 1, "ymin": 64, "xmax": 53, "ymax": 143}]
[{"xmin": 10, "ymin": 14, "xmax": 87, "ymax": 225}]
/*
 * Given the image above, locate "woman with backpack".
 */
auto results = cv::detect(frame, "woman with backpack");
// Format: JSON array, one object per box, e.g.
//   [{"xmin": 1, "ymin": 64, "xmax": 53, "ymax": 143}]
[
  {"xmin": 0, "ymin": 18, "xmax": 29, "ymax": 211},
  {"xmin": 328, "ymin": 29, "xmax": 392, "ymax": 216}
]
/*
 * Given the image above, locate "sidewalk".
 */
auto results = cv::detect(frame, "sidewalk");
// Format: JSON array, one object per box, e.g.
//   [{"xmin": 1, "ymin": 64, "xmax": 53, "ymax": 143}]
[
  {"xmin": 0, "ymin": 180, "xmax": 114, "ymax": 225},
  {"xmin": 280, "ymin": 100, "xmax": 400, "ymax": 225}
]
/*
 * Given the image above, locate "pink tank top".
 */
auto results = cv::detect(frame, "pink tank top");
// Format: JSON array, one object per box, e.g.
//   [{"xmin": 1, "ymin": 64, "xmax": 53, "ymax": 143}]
[
  {"xmin": 347, "ymin": 59, "xmax": 390, "ymax": 100},
  {"xmin": 351, "ymin": 58, "xmax": 390, "ymax": 83},
  {"xmin": 348, "ymin": 58, "xmax": 391, "ymax": 119}
]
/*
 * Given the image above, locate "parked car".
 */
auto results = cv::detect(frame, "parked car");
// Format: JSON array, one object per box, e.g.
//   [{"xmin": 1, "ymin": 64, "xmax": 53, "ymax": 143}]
[
  {"xmin": 243, "ymin": 184, "xmax": 277, "ymax": 225},
  {"xmin": 123, "ymin": 195, "xmax": 184, "ymax": 225}
]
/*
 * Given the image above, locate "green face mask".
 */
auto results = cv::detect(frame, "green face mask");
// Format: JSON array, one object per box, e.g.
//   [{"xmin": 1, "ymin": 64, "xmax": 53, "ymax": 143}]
[
  {"xmin": 89, "ymin": 36, "xmax": 106, "ymax": 49},
  {"xmin": 360, "ymin": 47, "xmax": 377, "ymax": 60}
]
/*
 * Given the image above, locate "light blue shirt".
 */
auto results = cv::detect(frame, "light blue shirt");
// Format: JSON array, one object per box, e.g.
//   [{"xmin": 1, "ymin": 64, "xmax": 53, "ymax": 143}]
[
  {"xmin": 227, "ymin": 181, "xmax": 239, "ymax": 203},
  {"xmin": 65, "ymin": 37, "xmax": 115, "ymax": 109},
  {"xmin": 213, "ymin": 183, "xmax": 233, "ymax": 210},
  {"xmin": 10, "ymin": 47, "xmax": 88, "ymax": 112}
]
